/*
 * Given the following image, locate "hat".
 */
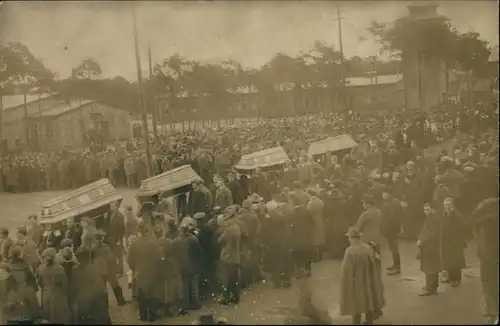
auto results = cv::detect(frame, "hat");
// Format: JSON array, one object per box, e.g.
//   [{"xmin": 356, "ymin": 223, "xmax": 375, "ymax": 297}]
[
  {"xmin": 42, "ymin": 247, "xmax": 57, "ymax": 259},
  {"xmin": 193, "ymin": 212, "xmax": 207, "ymax": 220},
  {"xmin": 250, "ymin": 193, "xmax": 263, "ymax": 203},
  {"xmin": 345, "ymin": 227, "xmax": 362, "ymax": 238},
  {"xmin": 60, "ymin": 238, "xmax": 73, "ymax": 248},
  {"xmin": 242, "ymin": 199, "xmax": 252, "ymax": 209},
  {"xmin": 266, "ymin": 201, "xmax": 279, "ymax": 212},
  {"xmin": 306, "ymin": 188, "xmax": 317, "ymax": 196},
  {"xmin": 213, "ymin": 206, "xmax": 222, "ymax": 213},
  {"xmin": 362, "ymin": 194, "xmax": 375, "ymax": 205}
]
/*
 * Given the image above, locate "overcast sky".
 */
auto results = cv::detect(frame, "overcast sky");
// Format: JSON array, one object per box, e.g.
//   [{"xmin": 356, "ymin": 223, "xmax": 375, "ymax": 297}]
[{"xmin": 1, "ymin": 1, "xmax": 498, "ymax": 80}]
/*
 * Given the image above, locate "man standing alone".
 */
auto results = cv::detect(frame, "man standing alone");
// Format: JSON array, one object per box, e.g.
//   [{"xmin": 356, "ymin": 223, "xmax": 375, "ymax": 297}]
[{"xmin": 340, "ymin": 227, "xmax": 385, "ymax": 325}]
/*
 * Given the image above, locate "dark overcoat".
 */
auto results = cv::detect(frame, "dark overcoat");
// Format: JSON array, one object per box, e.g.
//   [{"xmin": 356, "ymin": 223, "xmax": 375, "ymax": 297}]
[
  {"xmin": 418, "ymin": 212, "xmax": 442, "ymax": 274},
  {"xmin": 440, "ymin": 210, "xmax": 466, "ymax": 271}
]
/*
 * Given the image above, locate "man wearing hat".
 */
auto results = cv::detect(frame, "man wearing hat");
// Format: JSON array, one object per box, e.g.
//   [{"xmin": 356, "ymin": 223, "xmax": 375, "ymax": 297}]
[
  {"xmin": 354, "ymin": 195, "xmax": 383, "ymax": 255},
  {"xmin": 381, "ymin": 190, "xmax": 403, "ymax": 276},
  {"xmin": 128, "ymin": 222, "xmax": 164, "ymax": 321},
  {"xmin": 307, "ymin": 188, "xmax": 325, "ymax": 262},
  {"xmin": 188, "ymin": 181, "xmax": 212, "ymax": 216},
  {"xmin": 340, "ymin": 227, "xmax": 385, "ymax": 325},
  {"xmin": 95, "ymin": 229, "xmax": 126, "ymax": 306}
]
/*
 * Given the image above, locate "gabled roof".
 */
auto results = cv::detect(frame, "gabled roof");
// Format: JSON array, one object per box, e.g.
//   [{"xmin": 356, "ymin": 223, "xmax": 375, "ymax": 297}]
[
  {"xmin": 38, "ymin": 100, "xmax": 94, "ymax": 117},
  {"xmin": 1, "ymin": 93, "xmax": 56, "ymax": 111}
]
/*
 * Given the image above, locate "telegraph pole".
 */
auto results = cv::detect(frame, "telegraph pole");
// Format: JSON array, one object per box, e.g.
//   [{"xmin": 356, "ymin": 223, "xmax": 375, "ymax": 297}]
[
  {"xmin": 148, "ymin": 46, "xmax": 159, "ymax": 139},
  {"xmin": 336, "ymin": 3, "xmax": 348, "ymax": 129},
  {"xmin": 132, "ymin": 5, "xmax": 153, "ymax": 178}
]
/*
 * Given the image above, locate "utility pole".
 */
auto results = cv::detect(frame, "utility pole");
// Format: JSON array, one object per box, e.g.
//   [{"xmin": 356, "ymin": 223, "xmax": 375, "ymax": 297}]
[
  {"xmin": 148, "ymin": 46, "xmax": 159, "ymax": 139},
  {"xmin": 132, "ymin": 5, "xmax": 153, "ymax": 178},
  {"xmin": 336, "ymin": 3, "xmax": 348, "ymax": 129}
]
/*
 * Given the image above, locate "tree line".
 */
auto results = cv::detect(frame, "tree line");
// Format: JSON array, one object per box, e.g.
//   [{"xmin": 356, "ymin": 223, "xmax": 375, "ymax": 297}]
[{"xmin": 0, "ymin": 14, "xmax": 492, "ymax": 119}]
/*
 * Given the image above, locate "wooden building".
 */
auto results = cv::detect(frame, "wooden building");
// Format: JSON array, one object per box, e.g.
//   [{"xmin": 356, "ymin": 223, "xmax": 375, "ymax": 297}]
[
  {"xmin": 346, "ymin": 74, "xmax": 405, "ymax": 110},
  {"xmin": 1, "ymin": 94, "xmax": 133, "ymax": 151}
]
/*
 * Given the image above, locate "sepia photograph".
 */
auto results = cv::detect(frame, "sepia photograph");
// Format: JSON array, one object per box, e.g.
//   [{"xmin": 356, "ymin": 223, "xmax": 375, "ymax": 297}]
[{"xmin": 0, "ymin": 0, "xmax": 498, "ymax": 325}]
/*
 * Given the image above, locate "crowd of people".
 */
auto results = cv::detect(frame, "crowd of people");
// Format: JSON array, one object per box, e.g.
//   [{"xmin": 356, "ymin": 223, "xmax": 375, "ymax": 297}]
[{"xmin": 0, "ymin": 101, "xmax": 498, "ymax": 325}]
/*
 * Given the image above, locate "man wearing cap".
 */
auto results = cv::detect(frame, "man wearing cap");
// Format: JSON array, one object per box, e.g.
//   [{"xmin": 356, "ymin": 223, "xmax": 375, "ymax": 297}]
[
  {"xmin": 214, "ymin": 176, "xmax": 233, "ymax": 210},
  {"xmin": 340, "ymin": 227, "xmax": 385, "ymax": 325},
  {"xmin": 354, "ymin": 195, "xmax": 383, "ymax": 255},
  {"xmin": 128, "ymin": 222, "xmax": 164, "ymax": 321}
]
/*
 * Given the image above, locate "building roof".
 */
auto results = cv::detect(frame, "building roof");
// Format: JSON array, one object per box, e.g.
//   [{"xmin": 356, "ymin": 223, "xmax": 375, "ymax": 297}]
[
  {"xmin": 346, "ymin": 74, "xmax": 403, "ymax": 87},
  {"xmin": 38, "ymin": 99, "xmax": 94, "ymax": 117},
  {"xmin": 489, "ymin": 46, "xmax": 499, "ymax": 63},
  {"xmin": 1, "ymin": 93, "xmax": 55, "ymax": 111}
]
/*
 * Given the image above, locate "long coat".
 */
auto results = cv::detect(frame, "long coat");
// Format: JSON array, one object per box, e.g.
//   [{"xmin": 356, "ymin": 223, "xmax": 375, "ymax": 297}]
[
  {"xmin": 355, "ymin": 207, "xmax": 383, "ymax": 245},
  {"xmin": 218, "ymin": 222, "xmax": 242, "ymax": 265},
  {"xmin": 418, "ymin": 212, "xmax": 442, "ymax": 274},
  {"xmin": 307, "ymin": 196, "xmax": 326, "ymax": 247},
  {"xmin": 128, "ymin": 235, "xmax": 163, "ymax": 299},
  {"xmin": 290, "ymin": 205, "xmax": 314, "ymax": 251},
  {"xmin": 187, "ymin": 189, "xmax": 211, "ymax": 215},
  {"xmin": 38, "ymin": 263, "xmax": 71, "ymax": 324},
  {"xmin": 381, "ymin": 197, "xmax": 402, "ymax": 238},
  {"xmin": 440, "ymin": 210, "xmax": 466, "ymax": 271},
  {"xmin": 340, "ymin": 242, "xmax": 385, "ymax": 315},
  {"xmin": 7, "ymin": 259, "xmax": 41, "ymax": 322},
  {"xmin": 74, "ymin": 245, "xmax": 110, "ymax": 325}
]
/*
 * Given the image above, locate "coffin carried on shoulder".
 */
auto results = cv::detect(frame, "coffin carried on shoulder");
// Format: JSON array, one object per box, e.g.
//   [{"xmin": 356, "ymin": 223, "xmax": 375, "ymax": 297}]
[
  {"xmin": 136, "ymin": 165, "xmax": 202, "ymax": 202},
  {"xmin": 40, "ymin": 178, "xmax": 123, "ymax": 226},
  {"xmin": 234, "ymin": 146, "xmax": 290, "ymax": 172},
  {"xmin": 307, "ymin": 134, "xmax": 358, "ymax": 158}
]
